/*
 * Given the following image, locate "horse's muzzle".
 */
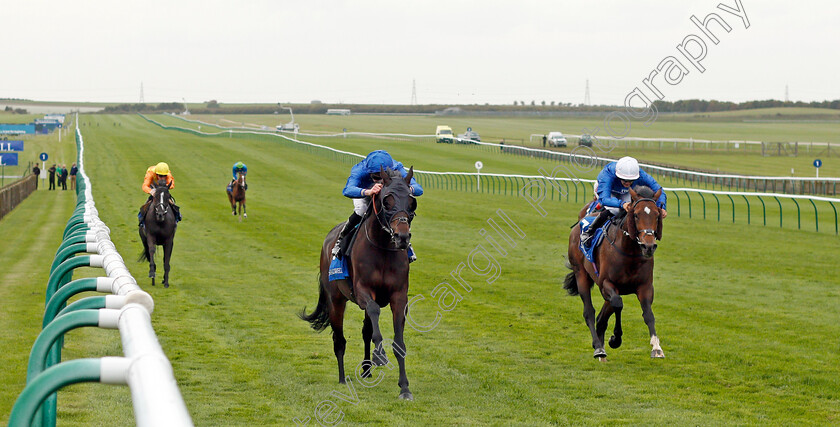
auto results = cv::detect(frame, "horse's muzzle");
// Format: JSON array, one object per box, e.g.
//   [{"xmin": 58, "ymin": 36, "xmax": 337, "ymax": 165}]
[
  {"xmin": 641, "ymin": 243, "xmax": 657, "ymax": 258},
  {"xmin": 394, "ymin": 231, "xmax": 411, "ymax": 250}
]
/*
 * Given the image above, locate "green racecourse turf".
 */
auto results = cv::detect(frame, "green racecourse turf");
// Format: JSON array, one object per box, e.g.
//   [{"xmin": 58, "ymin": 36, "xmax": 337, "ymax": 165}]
[
  {"xmin": 1, "ymin": 114, "xmax": 839, "ymax": 425},
  {"xmin": 162, "ymin": 112, "xmax": 840, "ymax": 178}
]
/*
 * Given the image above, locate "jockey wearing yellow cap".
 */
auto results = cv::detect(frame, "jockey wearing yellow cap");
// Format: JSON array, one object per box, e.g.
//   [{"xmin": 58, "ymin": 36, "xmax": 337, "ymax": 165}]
[{"xmin": 139, "ymin": 162, "xmax": 181, "ymax": 225}]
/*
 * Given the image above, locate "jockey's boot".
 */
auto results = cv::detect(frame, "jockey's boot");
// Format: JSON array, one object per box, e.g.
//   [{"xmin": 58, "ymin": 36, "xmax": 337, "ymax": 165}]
[
  {"xmin": 581, "ymin": 210, "xmax": 612, "ymax": 246},
  {"xmin": 172, "ymin": 203, "xmax": 182, "ymax": 222},
  {"xmin": 331, "ymin": 212, "xmax": 363, "ymax": 258},
  {"xmin": 138, "ymin": 199, "xmax": 152, "ymax": 227},
  {"xmin": 407, "ymin": 243, "xmax": 417, "ymax": 263}
]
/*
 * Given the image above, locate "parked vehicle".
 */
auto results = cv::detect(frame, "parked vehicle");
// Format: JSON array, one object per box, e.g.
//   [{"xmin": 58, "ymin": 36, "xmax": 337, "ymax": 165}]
[
  {"xmin": 457, "ymin": 130, "xmax": 481, "ymax": 143},
  {"xmin": 547, "ymin": 131, "xmax": 567, "ymax": 147},
  {"xmin": 578, "ymin": 134, "xmax": 593, "ymax": 147},
  {"xmin": 436, "ymin": 125, "xmax": 454, "ymax": 143}
]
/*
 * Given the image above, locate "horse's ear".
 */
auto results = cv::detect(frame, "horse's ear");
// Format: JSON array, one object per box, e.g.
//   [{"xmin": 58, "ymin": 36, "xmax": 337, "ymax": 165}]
[
  {"xmin": 405, "ymin": 166, "xmax": 414, "ymax": 185},
  {"xmin": 380, "ymin": 166, "xmax": 392, "ymax": 185},
  {"xmin": 653, "ymin": 188, "xmax": 662, "ymax": 201},
  {"xmin": 655, "ymin": 213, "xmax": 663, "ymax": 240},
  {"xmin": 629, "ymin": 188, "xmax": 639, "ymax": 201}
]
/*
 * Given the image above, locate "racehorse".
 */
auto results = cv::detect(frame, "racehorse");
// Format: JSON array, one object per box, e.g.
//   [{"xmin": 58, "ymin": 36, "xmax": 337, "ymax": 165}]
[
  {"xmin": 564, "ymin": 186, "xmax": 665, "ymax": 360},
  {"xmin": 300, "ymin": 167, "xmax": 417, "ymax": 400},
  {"xmin": 228, "ymin": 171, "xmax": 246, "ymax": 221},
  {"xmin": 139, "ymin": 180, "xmax": 177, "ymax": 288}
]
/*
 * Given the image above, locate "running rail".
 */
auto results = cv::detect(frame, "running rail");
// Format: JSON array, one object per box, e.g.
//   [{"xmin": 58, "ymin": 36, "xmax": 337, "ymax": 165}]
[
  {"xmin": 8, "ymin": 118, "xmax": 193, "ymax": 427},
  {"xmin": 141, "ymin": 114, "xmax": 839, "ymax": 234}
]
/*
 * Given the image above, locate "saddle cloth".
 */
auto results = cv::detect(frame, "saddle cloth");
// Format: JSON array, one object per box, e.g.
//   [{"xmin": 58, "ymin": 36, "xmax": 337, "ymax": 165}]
[{"xmin": 579, "ymin": 215, "xmax": 611, "ymax": 265}]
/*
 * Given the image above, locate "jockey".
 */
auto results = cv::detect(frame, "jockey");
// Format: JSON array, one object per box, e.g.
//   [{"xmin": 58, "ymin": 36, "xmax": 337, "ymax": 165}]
[
  {"xmin": 580, "ymin": 156, "xmax": 667, "ymax": 245},
  {"xmin": 229, "ymin": 161, "xmax": 248, "ymax": 191},
  {"xmin": 139, "ymin": 162, "xmax": 182, "ymax": 225},
  {"xmin": 332, "ymin": 150, "xmax": 423, "ymax": 262}
]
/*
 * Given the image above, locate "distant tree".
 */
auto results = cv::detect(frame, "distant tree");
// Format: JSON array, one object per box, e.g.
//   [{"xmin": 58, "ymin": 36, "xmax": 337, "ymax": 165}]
[
  {"xmin": 206, "ymin": 100, "xmax": 219, "ymax": 109},
  {"xmin": 513, "ymin": 101, "xmax": 517, "ymax": 106},
  {"xmin": 530, "ymin": 100, "xmax": 535, "ymax": 106},
  {"xmin": 550, "ymin": 101, "xmax": 555, "ymax": 106},
  {"xmin": 541, "ymin": 100, "xmax": 546, "ymax": 106}
]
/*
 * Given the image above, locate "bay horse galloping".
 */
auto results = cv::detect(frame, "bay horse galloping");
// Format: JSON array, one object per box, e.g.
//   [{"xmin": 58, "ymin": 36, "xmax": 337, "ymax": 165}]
[
  {"xmin": 139, "ymin": 180, "xmax": 177, "ymax": 288},
  {"xmin": 228, "ymin": 172, "xmax": 246, "ymax": 221},
  {"xmin": 564, "ymin": 186, "xmax": 665, "ymax": 360},
  {"xmin": 300, "ymin": 167, "xmax": 417, "ymax": 400}
]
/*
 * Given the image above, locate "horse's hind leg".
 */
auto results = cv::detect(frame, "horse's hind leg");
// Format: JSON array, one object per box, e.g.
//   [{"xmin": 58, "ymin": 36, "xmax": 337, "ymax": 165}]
[
  {"xmin": 162, "ymin": 239, "xmax": 173, "ymax": 288},
  {"xmin": 242, "ymin": 200, "xmax": 247, "ymax": 218},
  {"xmin": 330, "ymin": 296, "xmax": 348, "ymax": 383},
  {"xmin": 228, "ymin": 192, "xmax": 236, "ymax": 215},
  {"xmin": 575, "ymin": 271, "xmax": 604, "ymax": 358},
  {"xmin": 361, "ymin": 314, "xmax": 373, "ymax": 378},
  {"xmin": 146, "ymin": 236, "xmax": 157, "ymax": 285},
  {"xmin": 637, "ymin": 283, "xmax": 664, "ymax": 358}
]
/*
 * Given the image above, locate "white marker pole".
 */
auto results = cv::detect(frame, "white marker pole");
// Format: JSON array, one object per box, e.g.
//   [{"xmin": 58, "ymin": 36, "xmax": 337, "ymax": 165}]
[{"xmin": 475, "ymin": 161, "xmax": 483, "ymax": 191}]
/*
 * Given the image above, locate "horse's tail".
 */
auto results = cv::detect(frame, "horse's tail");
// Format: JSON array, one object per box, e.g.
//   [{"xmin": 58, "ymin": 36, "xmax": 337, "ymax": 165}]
[
  {"xmin": 138, "ymin": 229, "xmax": 150, "ymax": 262},
  {"xmin": 562, "ymin": 258, "xmax": 579, "ymax": 296},
  {"xmin": 298, "ymin": 273, "xmax": 331, "ymax": 332}
]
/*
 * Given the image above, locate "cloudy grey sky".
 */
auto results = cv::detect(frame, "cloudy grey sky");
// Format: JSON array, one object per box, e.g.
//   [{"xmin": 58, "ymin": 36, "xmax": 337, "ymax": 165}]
[{"xmin": 3, "ymin": 0, "xmax": 837, "ymax": 105}]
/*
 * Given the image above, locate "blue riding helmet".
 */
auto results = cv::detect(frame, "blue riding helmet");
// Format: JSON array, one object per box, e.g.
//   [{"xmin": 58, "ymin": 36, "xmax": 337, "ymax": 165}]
[{"xmin": 363, "ymin": 150, "xmax": 394, "ymax": 175}]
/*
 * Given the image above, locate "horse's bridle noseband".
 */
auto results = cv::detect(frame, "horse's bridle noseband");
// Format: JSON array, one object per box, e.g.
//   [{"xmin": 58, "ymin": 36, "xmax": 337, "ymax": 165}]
[
  {"xmin": 369, "ymin": 189, "xmax": 415, "ymax": 250},
  {"xmin": 629, "ymin": 197, "xmax": 658, "ymax": 245}
]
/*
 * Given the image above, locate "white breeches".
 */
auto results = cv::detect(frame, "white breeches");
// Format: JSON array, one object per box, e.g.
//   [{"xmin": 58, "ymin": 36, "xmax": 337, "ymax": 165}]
[
  {"xmin": 593, "ymin": 181, "xmax": 630, "ymax": 215},
  {"xmin": 353, "ymin": 198, "xmax": 369, "ymax": 216}
]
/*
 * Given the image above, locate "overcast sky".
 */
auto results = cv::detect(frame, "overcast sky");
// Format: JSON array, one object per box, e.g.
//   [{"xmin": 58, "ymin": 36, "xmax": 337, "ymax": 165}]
[{"xmin": 3, "ymin": 0, "xmax": 837, "ymax": 105}]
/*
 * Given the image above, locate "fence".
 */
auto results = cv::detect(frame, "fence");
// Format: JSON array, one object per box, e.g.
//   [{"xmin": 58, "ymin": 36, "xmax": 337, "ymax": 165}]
[
  {"xmin": 8, "ymin": 123, "xmax": 193, "ymax": 426},
  {"xmin": 159, "ymin": 113, "xmax": 840, "ymax": 196},
  {"xmin": 0, "ymin": 174, "xmax": 37, "ymax": 220},
  {"xmin": 141, "ymin": 114, "xmax": 840, "ymax": 235}
]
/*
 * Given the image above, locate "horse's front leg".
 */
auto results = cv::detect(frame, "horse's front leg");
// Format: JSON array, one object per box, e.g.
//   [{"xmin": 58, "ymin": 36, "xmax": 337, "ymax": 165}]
[
  {"xmin": 595, "ymin": 300, "xmax": 614, "ymax": 348},
  {"xmin": 358, "ymin": 294, "xmax": 387, "ymax": 366},
  {"xmin": 162, "ymin": 238, "xmax": 173, "ymax": 288},
  {"xmin": 391, "ymin": 293, "xmax": 412, "ymax": 400},
  {"xmin": 228, "ymin": 192, "xmax": 236, "ymax": 215},
  {"xmin": 637, "ymin": 283, "xmax": 664, "ymax": 358},
  {"xmin": 600, "ymin": 280, "xmax": 624, "ymax": 350},
  {"xmin": 242, "ymin": 200, "xmax": 247, "ymax": 218}
]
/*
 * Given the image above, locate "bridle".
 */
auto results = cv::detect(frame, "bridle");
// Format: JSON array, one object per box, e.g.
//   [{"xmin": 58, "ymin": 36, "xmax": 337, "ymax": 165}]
[
  {"xmin": 154, "ymin": 188, "xmax": 171, "ymax": 220},
  {"xmin": 367, "ymin": 185, "xmax": 415, "ymax": 251},
  {"xmin": 628, "ymin": 197, "xmax": 658, "ymax": 245}
]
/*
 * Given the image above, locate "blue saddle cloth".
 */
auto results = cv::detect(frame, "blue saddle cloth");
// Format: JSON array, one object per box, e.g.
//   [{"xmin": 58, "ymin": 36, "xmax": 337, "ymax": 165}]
[
  {"xmin": 226, "ymin": 184, "xmax": 233, "ymax": 194},
  {"xmin": 579, "ymin": 215, "xmax": 611, "ymax": 265},
  {"xmin": 328, "ymin": 256, "xmax": 350, "ymax": 281}
]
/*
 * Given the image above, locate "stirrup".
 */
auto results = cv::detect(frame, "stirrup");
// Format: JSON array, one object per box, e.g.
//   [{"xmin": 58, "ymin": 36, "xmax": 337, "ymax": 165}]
[
  {"xmin": 331, "ymin": 239, "xmax": 342, "ymax": 258},
  {"xmin": 580, "ymin": 232, "xmax": 593, "ymax": 245}
]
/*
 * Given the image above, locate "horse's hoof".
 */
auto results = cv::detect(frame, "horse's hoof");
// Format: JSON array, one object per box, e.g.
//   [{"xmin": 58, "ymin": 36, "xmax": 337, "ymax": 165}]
[
  {"xmin": 151, "ymin": 278, "xmax": 155, "ymax": 286},
  {"xmin": 593, "ymin": 348, "xmax": 607, "ymax": 359},
  {"xmin": 373, "ymin": 349, "xmax": 389, "ymax": 366},
  {"xmin": 232, "ymin": 212, "xmax": 236, "ymax": 216},
  {"xmin": 243, "ymin": 214, "xmax": 247, "ymax": 218},
  {"xmin": 164, "ymin": 282, "xmax": 169, "ymax": 289},
  {"xmin": 360, "ymin": 363, "xmax": 373, "ymax": 378},
  {"xmin": 609, "ymin": 335, "xmax": 622, "ymax": 349},
  {"xmin": 651, "ymin": 349, "xmax": 665, "ymax": 358},
  {"xmin": 398, "ymin": 391, "xmax": 414, "ymax": 401}
]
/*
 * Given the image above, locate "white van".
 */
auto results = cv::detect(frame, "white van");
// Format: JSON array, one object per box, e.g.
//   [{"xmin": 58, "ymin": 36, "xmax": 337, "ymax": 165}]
[{"xmin": 547, "ymin": 131, "xmax": 567, "ymax": 147}]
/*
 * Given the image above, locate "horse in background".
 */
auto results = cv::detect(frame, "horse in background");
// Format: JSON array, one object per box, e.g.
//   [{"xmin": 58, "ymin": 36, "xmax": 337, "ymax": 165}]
[
  {"xmin": 228, "ymin": 172, "xmax": 246, "ymax": 221},
  {"xmin": 139, "ymin": 180, "xmax": 177, "ymax": 288},
  {"xmin": 300, "ymin": 167, "xmax": 417, "ymax": 400},
  {"xmin": 564, "ymin": 186, "xmax": 665, "ymax": 360}
]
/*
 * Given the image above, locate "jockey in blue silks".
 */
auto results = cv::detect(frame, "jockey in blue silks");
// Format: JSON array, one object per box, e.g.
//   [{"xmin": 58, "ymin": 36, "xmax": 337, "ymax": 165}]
[
  {"xmin": 580, "ymin": 156, "xmax": 668, "ymax": 245},
  {"xmin": 228, "ymin": 161, "xmax": 248, "ymax": 192},
  {"xmin": 332, "ymin": 150, "xmax": 424, "ymax": 261}
]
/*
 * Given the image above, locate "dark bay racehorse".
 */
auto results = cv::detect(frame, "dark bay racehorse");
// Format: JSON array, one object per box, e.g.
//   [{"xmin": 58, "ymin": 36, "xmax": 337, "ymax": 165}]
[
  {"xmin": 564, "ymin": 186, "xmax": 665, "ymax": 359},
  {"xmin": 228, "ymin": 172, "xmax": 246, "ymax": 221},
  {"xmin": 139, "ymin": 180, "xmax": 177, "ymax": 288},
  {"xmin": 300, "ymin": 167, "xmax": 417, "ymax": 400}
]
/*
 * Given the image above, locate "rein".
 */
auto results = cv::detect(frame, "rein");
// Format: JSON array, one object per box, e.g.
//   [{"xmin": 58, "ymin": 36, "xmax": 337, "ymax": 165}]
[{"xmin": 366, "ymin": 191, "xmax": 409, "ymax": 252}]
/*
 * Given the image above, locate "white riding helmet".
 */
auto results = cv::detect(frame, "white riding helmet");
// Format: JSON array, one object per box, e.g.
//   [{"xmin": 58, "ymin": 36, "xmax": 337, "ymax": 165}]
[{"xmin": 615, "ymin": 157, "xmax": 640, "ymax": 180}]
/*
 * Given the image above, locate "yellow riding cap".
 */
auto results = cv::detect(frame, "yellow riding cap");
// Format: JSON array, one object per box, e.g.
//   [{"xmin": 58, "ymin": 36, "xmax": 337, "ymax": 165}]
[{"xmin": 154, "ymin": 162, "xmax": 170, "ymax": 175}]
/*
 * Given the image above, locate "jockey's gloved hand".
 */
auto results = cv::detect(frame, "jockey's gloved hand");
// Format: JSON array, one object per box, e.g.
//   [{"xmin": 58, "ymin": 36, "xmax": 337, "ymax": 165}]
[{"xmin": 150, "ymin": 188, "xmax": 157, "ymax": 197}]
